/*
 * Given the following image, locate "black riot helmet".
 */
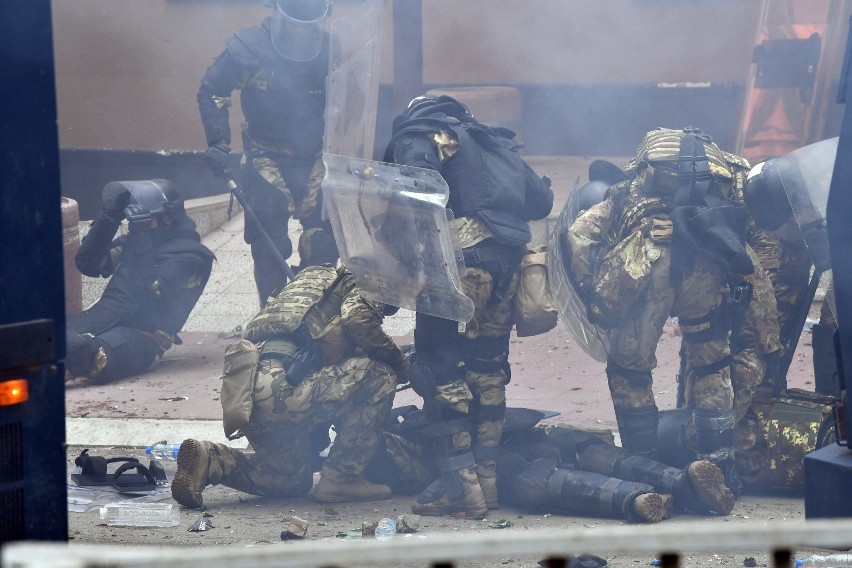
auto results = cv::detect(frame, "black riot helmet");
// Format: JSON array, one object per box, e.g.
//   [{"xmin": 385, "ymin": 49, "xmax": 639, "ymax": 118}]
[
  {"xmin": 576, "ymin": 180, "xmax": 609, "ymax": 212},
  {"xmin": 744, "ymin": 159, "xmax": 793, "ymax": 230},
  {"xmin": 404, "ymin": 95, "xmax": 472, "ymax": 122},
  {"xmin": 102, "ymin": 179, "xmax": 185, "ymax": 219},
  {"xmin": 270, "ymin": 0, "xmax": 332, "ymax": 61},
  {"xmin": 588, "ymin": 159, "xmax": 628, "ymax": 186}
]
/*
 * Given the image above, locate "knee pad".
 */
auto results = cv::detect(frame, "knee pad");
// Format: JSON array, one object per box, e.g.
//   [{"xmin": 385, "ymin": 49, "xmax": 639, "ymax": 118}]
[{"xmin": 298, "ymin": 227, "xmax": 338, "ymax": 267}]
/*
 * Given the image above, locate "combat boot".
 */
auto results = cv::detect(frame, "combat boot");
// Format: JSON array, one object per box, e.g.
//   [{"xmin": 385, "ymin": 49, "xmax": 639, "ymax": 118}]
[
  {"xmin": 684, "ymin": 460, "xmax": 735, "ymax": 515},
  {"xmin": 412, "ymin": 450, "xmax": 487, "ymax": 517},
  {"xmin": 312, "ymin": 477, "xmax": 391, "ymax": 503},
  {"xmin": 578, "ymin": 443, "xmax": 734, "ymax": 515},
  {"xmin": 476, "ymin": 460, "xmax": 499, "ymax": 510},
  {"xmin": 631, "ymin": 492, "xmax": 674, "ymax": 523},
  {"xmin": 499, "ymin": 452, "xmax": 671, "ymax": 523},
  {"xmin": 171, "ymin": 439, "xmax": 211, "ymax": 508}
]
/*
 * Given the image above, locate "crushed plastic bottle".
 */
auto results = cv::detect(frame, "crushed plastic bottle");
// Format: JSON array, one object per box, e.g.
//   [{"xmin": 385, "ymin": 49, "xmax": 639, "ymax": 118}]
[
  {"xmin": 374, "ymin": 517, "xmax": 397, "ymax": 541},
  {"xmin": 795, "ymin": 554, "xmax": 852, "ymax": 567},
  {"xmin": 99, "ymin": 502, "xmax": 180, "ymax": 527},
  {"xmin": 145, "ymin": 442, "xmax": 180, "ymax": 460}
]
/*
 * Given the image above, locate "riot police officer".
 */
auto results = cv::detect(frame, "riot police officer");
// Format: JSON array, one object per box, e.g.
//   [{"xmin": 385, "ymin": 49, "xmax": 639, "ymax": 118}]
[
  {"xmin": 66, "ymin": 180, "xmax": 215, "ymax": 383},
  {"xmin": 383, "ymin": 95, "xmax": 554, "ymax": 516},
  {"xmin": 199, "ymin": 0, "xmax": 338, "ymax": 306}
]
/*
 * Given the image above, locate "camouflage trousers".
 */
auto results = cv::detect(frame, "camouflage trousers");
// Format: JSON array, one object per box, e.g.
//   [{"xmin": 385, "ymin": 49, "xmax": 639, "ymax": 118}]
[
  {"xmin": 608, "ymin": 245, "xmax": 734, "ymax": 414},
  {"xmin": 727, "ymin": 244, "xmax": 781, "ymax": 422},
  {"xmin": 203, "ymin": 355, "xmax": 396, "ymax": 498},
  {"xmin": 416, "ymin": 265, "xmax": 519, "ymax": 459},
  {"xmin": 242, "ymin": 151, "xmax": 338, "ymax": 304}
]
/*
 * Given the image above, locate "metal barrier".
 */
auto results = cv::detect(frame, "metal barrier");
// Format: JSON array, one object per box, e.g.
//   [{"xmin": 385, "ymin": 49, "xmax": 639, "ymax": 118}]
[{"xmin": 2, "ymin": 519, "xmax": 852, "ymax": 568}]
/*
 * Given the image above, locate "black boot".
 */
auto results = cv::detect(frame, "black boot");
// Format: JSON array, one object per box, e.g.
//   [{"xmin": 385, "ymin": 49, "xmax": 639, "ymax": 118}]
[
  {"xmin": 577, "ymin": 443, "xmax": 734, "ymax": 515},
  {"xmin": 412, "ymin": 449, "xmax": 487, "ymax": 517},
  {"xmin": 66, "ymin": 332, "xmax": 98, "ymax": 377},
  {"xmin": 693, "ymin": 409, "xmax": 741, "ymax": 498},
  {"xmin": 615, "ymin": 405, "xmax": 659, "ymax": 459},
  {"xmin": 812, "ymin": 324, "xmax": 841, "ymax": 398}
]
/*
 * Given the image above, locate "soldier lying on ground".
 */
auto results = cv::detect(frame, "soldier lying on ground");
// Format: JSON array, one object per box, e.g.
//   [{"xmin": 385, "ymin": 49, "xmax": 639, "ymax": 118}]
[
  {"xmin": 364, "ymin": 408, "xmax": 735, "ymax": 523},
  {"xmin": 171, "ymin": 264, "xmax": 411, "ymax": 507}
]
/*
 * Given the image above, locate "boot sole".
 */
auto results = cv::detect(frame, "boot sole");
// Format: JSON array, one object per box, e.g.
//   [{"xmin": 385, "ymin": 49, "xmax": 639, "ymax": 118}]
[
  {"xmin": 633, "ymin": 493, "xmax": 673, "ymax": 523},
  {"xmin": 411, "ymin": 499, "xmax": 488, "ymax": 518},
  {"xmin": 171, "ymin": 440, "xmax": 206, "ymax": 508},
  {"xmin": 687, "ymin": 460, "xmax": 735, "ymax": 515}
]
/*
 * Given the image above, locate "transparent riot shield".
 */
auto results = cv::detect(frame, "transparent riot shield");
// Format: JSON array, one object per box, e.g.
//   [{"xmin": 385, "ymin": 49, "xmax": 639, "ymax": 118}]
[
  {"xmin": 774, "ymin": 137, "xmax": 838, "ymax": 273},
  {"xmin": 321, "ymin": 0, "xmax": 472, "ymax": 322},
  {"xmin": 322, "ymin": 154, "xmax": 474, "ymax": 322},
  {"xmin": 323, "ymin": 0, "xmax": 382, "ymax": 159},
  {"xmin": 546, "ymin": 188, "xmax": 610, "ymax": 362}
]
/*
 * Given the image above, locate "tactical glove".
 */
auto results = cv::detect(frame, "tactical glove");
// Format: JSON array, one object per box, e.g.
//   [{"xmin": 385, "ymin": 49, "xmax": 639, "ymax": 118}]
[
  {"xmin": 102, "ymin": 182, "xmax": 131, "ymax": 223},
  {"xmin": 392, "ymin": 357, "xmax": 413, "ymax": 385},
  {"xmin": 407, "ymin": 361, "xmax": 437, "ymax": 399},
  {"xmin": 204, "ymin": 143, "xmax": 231, "ymax": 177},
  {"xmin": 124, "ymin": 204, "xmax": 152, "ymax": 233}
]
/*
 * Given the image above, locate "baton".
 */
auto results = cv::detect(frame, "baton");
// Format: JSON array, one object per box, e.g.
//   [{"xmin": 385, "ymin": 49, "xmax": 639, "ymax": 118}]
[{"xmin": 222, "ymin": 169, "xmax": 296, "ymax": 282}]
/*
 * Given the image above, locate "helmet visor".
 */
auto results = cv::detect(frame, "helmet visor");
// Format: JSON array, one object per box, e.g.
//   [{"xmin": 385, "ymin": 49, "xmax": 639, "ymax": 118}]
[
  {"xmin": 124, "ymin": 180, "xmax": 172, "ymax": 216},
  {"xmin": 271, "ymin": 1, "xmax": 329, "ymax": 61}
]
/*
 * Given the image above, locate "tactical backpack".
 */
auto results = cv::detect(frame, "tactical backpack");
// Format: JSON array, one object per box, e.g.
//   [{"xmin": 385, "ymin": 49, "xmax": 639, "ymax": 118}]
[{"xmin": 514, "ymin": 245, "xmax": 558, "ymax": 337}]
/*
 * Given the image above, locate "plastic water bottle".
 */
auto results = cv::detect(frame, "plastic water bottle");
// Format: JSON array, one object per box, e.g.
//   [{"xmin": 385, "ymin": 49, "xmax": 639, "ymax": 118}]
[
  {"xmin": 145, "ymin": 442, "xmax": 180, "ymax": 460},
  {"xmin": 795, "ymin": 554, "xmax": 852, "ymax": 567},
  {"xmin": 374, "ymin": 517, "xmax": 397, "ymax": 541},
  {"xmin": 99, "ymin": 502, "xmax": 180, "ymax": 527}
]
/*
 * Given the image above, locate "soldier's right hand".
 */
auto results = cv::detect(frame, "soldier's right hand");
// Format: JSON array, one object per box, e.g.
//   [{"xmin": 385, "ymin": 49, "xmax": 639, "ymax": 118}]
[{"xmin": 204, "ymin": 143, "xmax": 231, "ymax": 176}]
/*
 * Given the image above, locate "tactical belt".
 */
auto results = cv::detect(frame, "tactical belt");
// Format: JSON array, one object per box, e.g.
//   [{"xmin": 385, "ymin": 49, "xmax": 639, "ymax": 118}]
[
  {"xmin": 260, "ymin": 337, "xmax": 318, "ymax": 387},
  {"xmin": 260, "ymin": 338, "xmax": 299, "ymax": 360},
  {"xmin": 462, "ymin": 243, "xmax": 512, "ymax": 266}
]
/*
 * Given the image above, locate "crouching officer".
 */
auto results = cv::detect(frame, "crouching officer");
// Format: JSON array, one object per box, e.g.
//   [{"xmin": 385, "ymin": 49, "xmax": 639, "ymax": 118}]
[
  {"xmin": 171, "ymin": 264, "xmax": 411, "ymax": 507},
  {"xmin": 66, "ymin": 180, "xmax": 215, "ymax": 383}
]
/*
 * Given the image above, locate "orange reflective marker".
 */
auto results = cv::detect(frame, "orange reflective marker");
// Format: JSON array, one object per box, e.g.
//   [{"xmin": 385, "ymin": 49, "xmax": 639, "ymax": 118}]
[{"xmin": 0, "ymin": 379, "xmax": 29, "ymax": 406}]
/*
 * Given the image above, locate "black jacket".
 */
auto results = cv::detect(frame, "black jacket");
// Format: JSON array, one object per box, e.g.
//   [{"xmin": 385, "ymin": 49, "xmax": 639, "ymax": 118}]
[{"xmin": 71, "ymin": 214, "xmax": 216, "ymax": 336}]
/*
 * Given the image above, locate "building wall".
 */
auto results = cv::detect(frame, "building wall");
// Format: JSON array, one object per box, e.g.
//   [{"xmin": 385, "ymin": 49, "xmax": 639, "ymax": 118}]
[{"xmin": 52, "ymin": 0, "xmax": 761, "ymax": 152}]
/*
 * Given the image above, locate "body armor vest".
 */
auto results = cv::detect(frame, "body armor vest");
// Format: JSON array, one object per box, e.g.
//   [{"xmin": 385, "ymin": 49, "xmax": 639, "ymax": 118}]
[
  {"xmin": 243, "ymin": 265, "xmax": 352, "ymax": 343},
  {"xmin": 226, "ymin": 19, "xmax": 327, "ymax": 156},
  {"xmin": 441, "ymin": 122, "xmax": 532, "ymax": 244}
]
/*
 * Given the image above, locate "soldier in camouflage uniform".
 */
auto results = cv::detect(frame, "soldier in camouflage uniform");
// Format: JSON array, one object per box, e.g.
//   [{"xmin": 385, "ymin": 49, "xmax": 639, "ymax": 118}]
[
  {"xmin": 199, "ymin": 0, "xmax": 338, "ymax": 307},
  {"xmin": 171, "ymin": 264, "xmax": 411, "ymax": 507},
  {"xmin": 568, "ymin": 128, "xmax": 755, "ymax": 491},
  {"xmin": 382, "ymin": 95, "xmax": 554, "ymax": 516}
]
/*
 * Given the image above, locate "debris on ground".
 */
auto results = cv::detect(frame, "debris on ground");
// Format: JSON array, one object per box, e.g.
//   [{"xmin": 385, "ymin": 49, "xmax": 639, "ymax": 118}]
[
  {"xmin": 188, "ymin": 516, "xmax": 214, "ymax": 532},
  {"xmin": 279, "ymin": 515, "xmax": 309, "ymax": 540}
]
